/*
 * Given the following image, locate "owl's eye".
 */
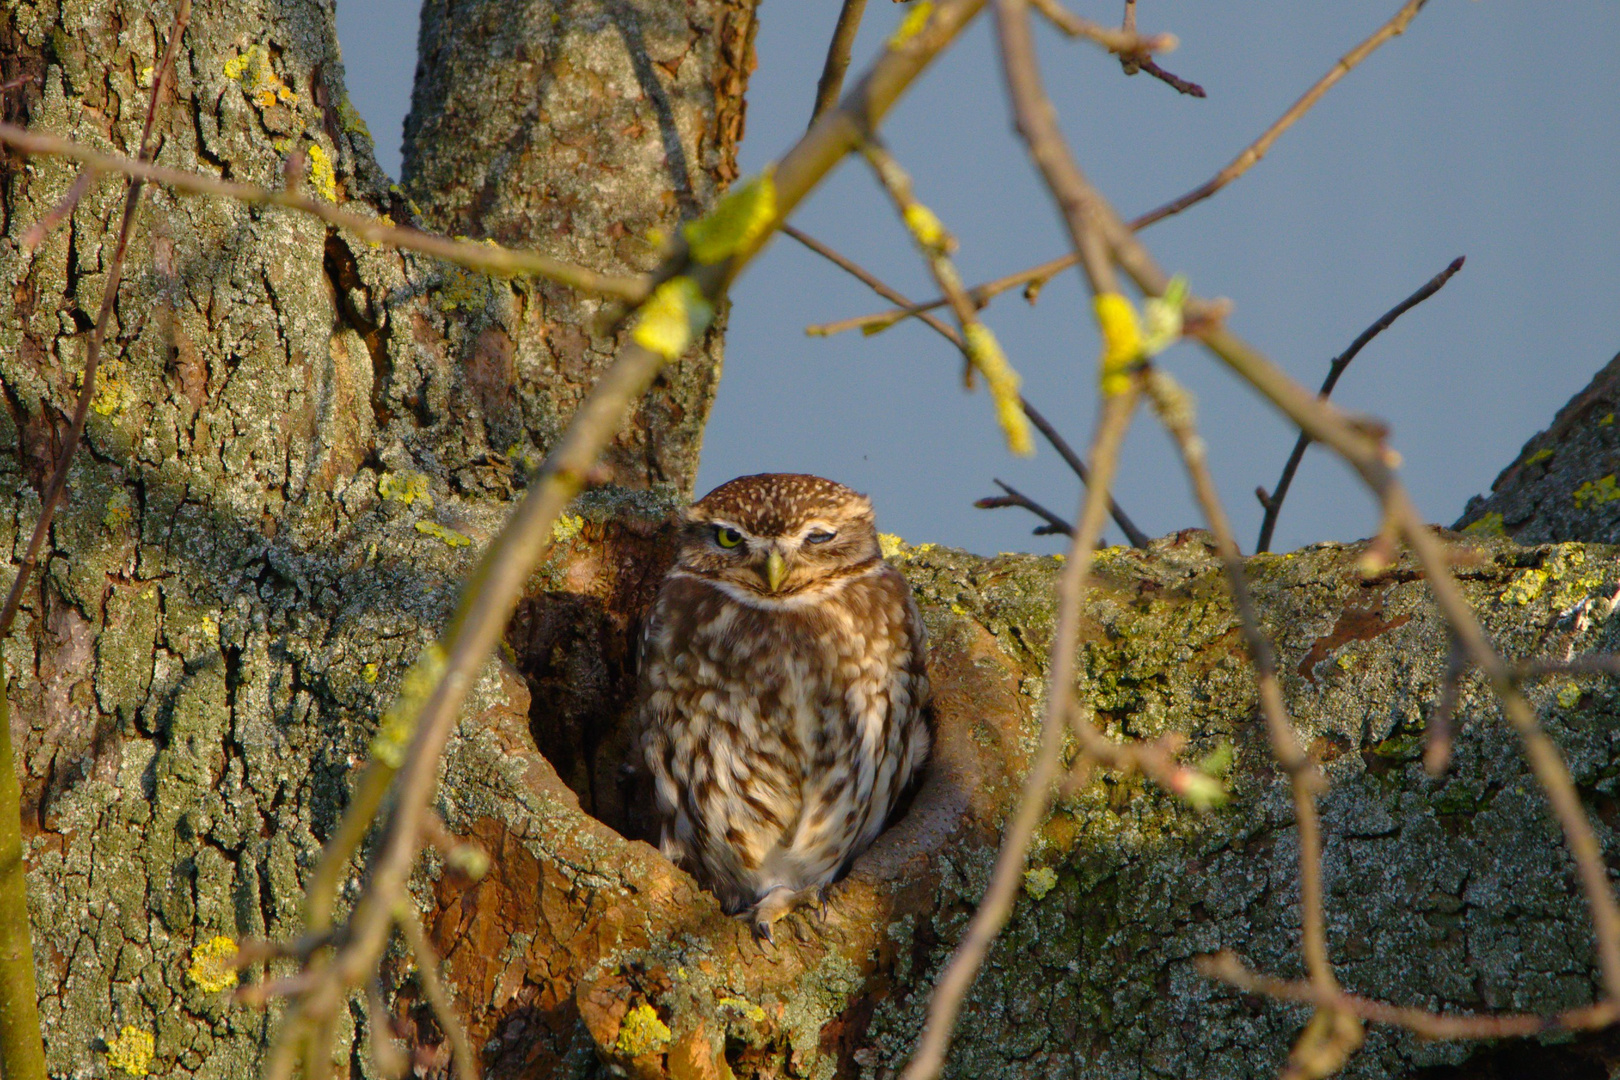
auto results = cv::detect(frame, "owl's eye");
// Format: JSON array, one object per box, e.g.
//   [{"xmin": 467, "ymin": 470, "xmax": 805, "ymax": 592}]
[
  {"xmin": 805, "ymin": 530, "xmax": 836, "ymax": 544},
  {"xmin": 714, "ymin": 526, "xmax": 744, "ymax": 549}
]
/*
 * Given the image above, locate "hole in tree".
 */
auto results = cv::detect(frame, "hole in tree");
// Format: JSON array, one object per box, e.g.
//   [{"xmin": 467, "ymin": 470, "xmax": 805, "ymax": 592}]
[{"xmin": 505, "ymin": 588, "xmax": 660, "ymax": 846}]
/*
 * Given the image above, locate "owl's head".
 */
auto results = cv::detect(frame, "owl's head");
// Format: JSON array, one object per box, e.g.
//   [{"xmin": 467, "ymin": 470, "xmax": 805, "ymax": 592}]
[{"xmin": 677, "ymin": 473, "xmax": 882, "ymax": 598}]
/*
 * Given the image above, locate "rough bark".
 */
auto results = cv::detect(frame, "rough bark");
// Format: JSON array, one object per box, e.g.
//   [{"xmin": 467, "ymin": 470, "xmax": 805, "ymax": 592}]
[
  {"xmin": 4, "ymin": 2, "xmax": 1620, "ymax": 1080},
  {"xmin": 401, "ymin": 0, "xmax": 757, "ymax": 491},
  {"xmin": 1456, "ymin": 349, "xmax": 1620, "ymax": 545},
  {"xmin": 415, "ymin": 515, "xmax": 1620, "ymax": 1080},
  {"xmin": 0, "ymin": 0, "xmax": 753, "ymax": 1075}
]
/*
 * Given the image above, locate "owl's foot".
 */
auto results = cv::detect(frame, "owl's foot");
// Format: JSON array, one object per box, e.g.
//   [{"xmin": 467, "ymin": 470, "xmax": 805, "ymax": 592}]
[{"xmin": 746, "ymin": 886, "xmax": 798, "ymax": 943}]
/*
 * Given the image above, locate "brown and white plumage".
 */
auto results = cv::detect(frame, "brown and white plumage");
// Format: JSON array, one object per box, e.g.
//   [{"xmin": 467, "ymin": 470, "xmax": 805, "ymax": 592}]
[{"xmin": 638, "ymin": 473, "xmax": 930, "ymax": 936}]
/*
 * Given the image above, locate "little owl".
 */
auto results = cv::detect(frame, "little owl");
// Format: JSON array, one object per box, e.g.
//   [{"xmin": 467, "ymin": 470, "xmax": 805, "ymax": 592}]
[{"xmin": 638, "ymin": 473, "xmax": 931, "ymax": 938}]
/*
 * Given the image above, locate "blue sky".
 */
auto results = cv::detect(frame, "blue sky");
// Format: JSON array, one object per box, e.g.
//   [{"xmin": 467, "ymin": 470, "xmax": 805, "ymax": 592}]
[{"xmin": 336, "ymin": 1, "xmax": 1620, "ymax": 555}]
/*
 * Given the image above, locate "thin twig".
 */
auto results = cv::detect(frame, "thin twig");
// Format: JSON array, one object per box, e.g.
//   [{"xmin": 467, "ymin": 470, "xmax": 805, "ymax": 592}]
[
  {"xmin": 1132, "ymin": 0, "xmax": 1429, "ymax": 230},
  {"xmin": 1196, "ymin": 319, "xmax": 1620, "ymax": 1004},
  {"xmin": 0, "ymin": 123, "xmax": 649, "ymax": 303},
  {"xmin": 0, "ymin": 9, "xmax": 191, "ymax": 1080},
  {"xmin": 1423, "ymin": 634, "xmax": 1466, "ymax": 775},
  {"xmin": 1144, "ymin": 370, "xmax": 1343, "ymax": 1024},
  {"xmin": 820, "ymin": 0, "xmax": 1432, "ymax": 337},
  {"xmin": 261, "ymin": 0, "xmax": 994, "ymax": 1065},
  {"xmin": 1512, "ymin": 654, "xmax": 1620, "ymax": 681},
  {"xmin": 1029, "ymin": 0, "xmax": 1203, "ymax": 96},
  {"xmin": 398, "ymin": 906, "xmax": 477, "ymax": 1080},
  {"xmin": 1064, "ymin": 701, "xmax": 1227, "ymax": 808},
  {"xmin": 786, "ymin": 224, "xmax": 964, "ymax": 347},
  {"xmin": 901, "ymin": 385, "xmax": 1139, "ymax": 1080},
  {"xmin": 861, "ymin": 139, "xmax": 1000, "ymax": 390},
  {"xmin": 811, "ymin": 0, "xmax": 869, "ymax": 124},
  {"xmin": 18, "ymin": 168, "xmax": 96, "ymax": 252},
  {"xmin": 1021, "ymin": 398, "xmax": 1151, "ymax": 547},
  {"xmin": 975, "ymin": 479, "xmax": 1073, "ymax": 536},
  {"xmin": 1134, "ymin": 56, "xmax": 1206, "ymax": 97},
  {"xmin": 994, "ymin": 0, "xmax": 1117, "ymax": 296},
  {"xmin": 1027, "ymin": 0, "xmax": 1178, "ymax": 59},
  {"xmin": 788, "ymin": 225, "xmax": 1148, "ymax": 540},
  {"xmin": 1201, "ymin": 951, "xmax": 1620, "ymax": 1041},
  {"xmin": 1255, "ymin": 255, "xmax": 1464, "ymax": 552}
]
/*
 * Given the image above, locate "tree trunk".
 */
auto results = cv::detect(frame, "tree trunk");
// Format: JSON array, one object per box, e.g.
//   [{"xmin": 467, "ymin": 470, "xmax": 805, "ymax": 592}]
[
  {"xmin": 4, "ymin": 3, "xmax": 1619, "ymax": 1080},
  {"xmin": 0, "ymin": 0, "xmax": 754, "ymax": 1074},
  {"xmin": 1457, "ymin": 349, "xmax": 1620, "ymax": 546}
]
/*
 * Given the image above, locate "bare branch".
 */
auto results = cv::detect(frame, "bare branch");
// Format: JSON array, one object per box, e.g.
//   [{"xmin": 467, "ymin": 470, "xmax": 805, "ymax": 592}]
[
  {"xmin": 787, "ymin": 224, "xmax": 964, "ymax": 347},
  {"xmin": 1021, "ymin": 398, "xmax": 1151, "ymax": 548},
  {"xmin": 1133, "ymin": 0, "xmax": 1430, "ymax": 230},
  {"xmin": 1201, "ymin": 951, "xmax": 1620, "ymax": 1041},
  {"xmin": 17, "ymin": 168, "xmax": 96, "ymax": 252},
  {"xmin": 1027, "ymin": 0, "xmax": 1178, "ymax": 59},
  {"xmin": 260, "ymin": 0, "xmax": 996, "ymax": 1065},
  {"xmin": 811, "ymin": 0, "xmax": 870, "ymax": 124},
  {"xmin": 1144, "ymin": 370, "xmax": 1343, "ymax": 1021},
  {"xmin": 398, "ymin": 906, "xmax": 478, "ymax": 1080},
  {"xmin": 901, "ymin": 384, "xmax": 1140, "ymax": 1080},
  {"xmin": 1423, "ymin": 635, "xmax": 1467, "ymax": 775},
  {"xmin": 994, "ymin": 0, "xmax": 1117, "ymax": 296},
  {"xmin": 1196, "ymin": 318, "xmax": 1620, "ymax": 1003},
  {"xmin": 0, "ymin": 124, "xmax": 650, "ymax": 303},
  {"xmin": 822, "ymin": 0, "xmax": 1433, "ymax": 337},
  {"xmin": 1256, "ymin": 255, "xmax": 1464, "ymax": 552},
  {"xmin": 975, "ymin": 478, "xmax": 1073, "ymax": 536}
]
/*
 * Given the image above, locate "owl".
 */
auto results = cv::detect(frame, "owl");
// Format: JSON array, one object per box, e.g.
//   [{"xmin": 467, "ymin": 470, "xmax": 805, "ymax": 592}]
[{"xmin": 638, "ymin": 473, "xmax": 931, "ymax": 939}]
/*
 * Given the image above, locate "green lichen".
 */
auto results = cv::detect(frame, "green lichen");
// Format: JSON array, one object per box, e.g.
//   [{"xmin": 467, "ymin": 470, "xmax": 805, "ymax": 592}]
[
  {"xmin": 378, "ymin": 470, "xmax": 432, "ymax": 508},
  {"xmin": 1023, "ymin": 866, "xmax": 1058, "ymax": 900},
  {"xmin": 434, "ymin": 266, "xmax": 492, "ymax": 312},
  {"xmin": 414, "ymin": 520, "xmax": 471, "ymax": 548},
  {"xmin": 615, "ymin": 1003, "xmax": 671, "ymax": 1057},
  {"xmin": 336, "ymin": 95, "xmax": 372, "ymax": 140},
  {"xmin": 1503, "ymin": 567, "xmax": 1548, "ymax": 606},
  {"xmin": 1573, "ymin": 474, "xmax": 1620, "ymax": 510},
  {"xmin": 1557, "ymin": 683, "xmax": 1583, "ymax": 709},
  {"xmin": 552, "ymin": 513, "xmax": 585, "ymax": 544},
  {"xmin": 103, "ymin": 491, "xmax": 133, "ymax": 531},
  {"xmin": 106, "ymin": 1026, "xmax": 155, "ymax": 1076},
  {"xmin": 717, "ymin": 995, "xmax": 768, "ymax": 1024},
  {"xmin": 186, "ymin": 936, "xmax": 239, "ymax": 993},
  {"xmin": 1463, "ymin": 512, "xmax": 1506, "ymax": 537},
  {"xmin": 221, "ymin": 43, "xmax": 297, "ymax": 108},
  {"xmin": 1524, "ymin": 448, "xmax": 1554, "ymax": 466},
  {"xmin": 306, "ymin": 144, "xmax": 337, "ymax": 202}
]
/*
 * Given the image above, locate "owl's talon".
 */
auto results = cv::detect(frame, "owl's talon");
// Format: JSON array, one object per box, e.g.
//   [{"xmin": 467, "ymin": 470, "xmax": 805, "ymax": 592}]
[
  {"xmin": 751, "ymin": 919, "xmax": 775, "ymax": 945},
  {"xmin": 816, "ymin": 884, "xmax": 832, "ymax": 922}
]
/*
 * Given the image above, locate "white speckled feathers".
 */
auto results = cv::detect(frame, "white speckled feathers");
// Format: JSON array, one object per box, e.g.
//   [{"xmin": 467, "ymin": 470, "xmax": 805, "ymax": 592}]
[{"xmin": 637, "ymin": 474, "xmax": 930, "ymax": 931}]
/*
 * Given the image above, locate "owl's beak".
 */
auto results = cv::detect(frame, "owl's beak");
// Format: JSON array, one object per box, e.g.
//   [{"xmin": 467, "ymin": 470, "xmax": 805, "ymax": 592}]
[{"xmin": 764, "ymin": 550, "xmax": 789, "ymax": 593}]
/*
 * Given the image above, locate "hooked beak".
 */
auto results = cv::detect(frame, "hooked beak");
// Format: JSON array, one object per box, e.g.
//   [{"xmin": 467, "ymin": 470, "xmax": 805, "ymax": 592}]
[{"xmin": 764, "ymin": 550, "xmax": 789, "ymax": 593}]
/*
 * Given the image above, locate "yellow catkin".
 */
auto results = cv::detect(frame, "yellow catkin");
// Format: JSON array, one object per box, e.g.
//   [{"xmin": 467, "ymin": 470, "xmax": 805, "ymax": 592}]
[
  {"xmin": 1094, "ymin": 293, "xmax": 1143, "ymax": 397},
  {"xmin": 965, "ymin": 323, "xmax": 1033, "ymax": 456},
  {"xmin": 684, "ymin": 168, "xmax": 777, "ymax": 264},
  {"xmin": 631, "ymin": 277, "xmax": 713, "ymax": 360}
]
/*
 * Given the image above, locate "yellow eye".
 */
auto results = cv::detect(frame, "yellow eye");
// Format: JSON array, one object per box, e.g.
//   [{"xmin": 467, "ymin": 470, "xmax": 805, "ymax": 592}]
[{"xmin": 715, "ymin": 526, "xmax": 744, "ymax": 549}]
